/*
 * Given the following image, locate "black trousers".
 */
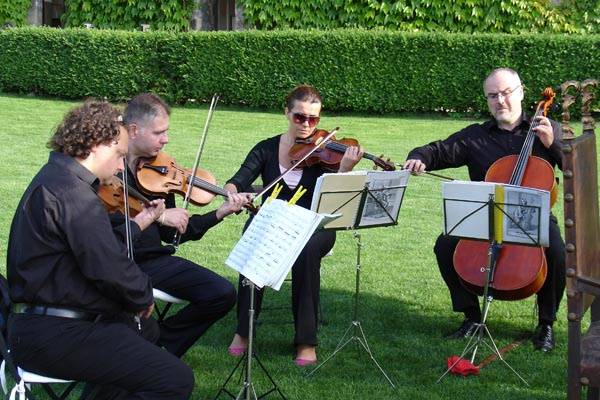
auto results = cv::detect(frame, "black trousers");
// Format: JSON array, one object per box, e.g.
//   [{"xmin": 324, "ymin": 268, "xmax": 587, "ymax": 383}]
[
  {"xmin": 8, "ymin": 313, "xmax": 193, "ymax": 400},
  {"xmin": 434, "ymin": 216, "xmax": 566, "ymax": 323},
  {"xmin": 138, "ymin": 255, "xmax": 236, "ymax": 357},
  {"xmin": 235, "ymin": 230, "xmax": 336, "ymax": 346}
]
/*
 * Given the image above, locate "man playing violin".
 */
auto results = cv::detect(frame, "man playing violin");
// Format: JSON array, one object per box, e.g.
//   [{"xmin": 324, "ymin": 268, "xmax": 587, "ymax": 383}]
[
  {"xmin": 404, "ymin": 68, "xmax": 565, "ymax": 352},
  {"xmin": 114, "ymin": 93, "xmax": 252, "ymax": 358},
  {"xmin": 7, "ymin": 101, "xmax": 193, "ymax": 398},
  {"xmin": 225, "ymin": 85, "xmax": 363, "ymax": 365}
]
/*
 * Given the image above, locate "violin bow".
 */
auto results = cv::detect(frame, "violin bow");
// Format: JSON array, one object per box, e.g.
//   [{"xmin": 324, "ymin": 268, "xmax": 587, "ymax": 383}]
[
  {"xmin": 121, "ymin": 156, "xmax": 145, "ymax": 329},
  {"xmin": 255, "ymin": 127, "xmax": 340, "ymax": 200},
  {"xmin": 394, "ymin": 163, "xmax": 455, "ymax": 181},
  {"xmin": 122, "ymin": 156, "xmax": 135, "ymax": 260},
  {"xmin": 172, "ymin": 94, "xmax": 219, "ymax": 248}
]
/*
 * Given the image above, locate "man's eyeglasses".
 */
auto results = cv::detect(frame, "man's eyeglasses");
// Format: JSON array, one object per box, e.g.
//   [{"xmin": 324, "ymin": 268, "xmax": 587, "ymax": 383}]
[
  {"xmin": 292, "ymin": 113, "xmax": 320, "ymax": 127},
  {"xmin": 486, "ymin": 85, "xmax": 522, "ymax": 101}
]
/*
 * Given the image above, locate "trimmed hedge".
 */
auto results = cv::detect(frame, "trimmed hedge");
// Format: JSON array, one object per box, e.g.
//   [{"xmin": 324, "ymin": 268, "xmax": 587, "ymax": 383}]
[{"xmin": 0, "ymin": 27, "xmax": 598, "ymax": 113}]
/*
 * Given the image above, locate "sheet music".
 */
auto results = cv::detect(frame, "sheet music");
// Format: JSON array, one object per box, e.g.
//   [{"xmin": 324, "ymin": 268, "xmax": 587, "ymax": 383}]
[
  {"xmin": 442, "ymin": 181, "xmax": 495, "ymax": 239},
  {"xmin": 310, "ymin": 171, "xmax": 367, "ymax": 229},
  {"xmin": 501, "ymin": 184, "xmax": 550, "ymax": 246},
  {"xmin": 442, "ymin": 181, "xmax": 550, "ymax": 246},
  {"xmin": 358, "ymin": 170, "xmax": 410, "ymax": 227},
  {"xmin": 226, "ymin": 199, "xmax": 338, "ymax": 290}
]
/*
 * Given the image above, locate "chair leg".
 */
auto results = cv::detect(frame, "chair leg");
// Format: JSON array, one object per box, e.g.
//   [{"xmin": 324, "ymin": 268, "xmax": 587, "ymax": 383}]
[
  {"xmin": 588, "ymin": 386, "xmax": 599, "ymax": 400},
  {"xmin": 10, "ymin": 379, "xmax": 25, "ymax": 400},
  {"xmin": 318, "ymin": 297, "xmax": 326, "ymax": 327},
  {"xmin": 154, "ymin": 302, "xmax": 174, "ymax": 324}
]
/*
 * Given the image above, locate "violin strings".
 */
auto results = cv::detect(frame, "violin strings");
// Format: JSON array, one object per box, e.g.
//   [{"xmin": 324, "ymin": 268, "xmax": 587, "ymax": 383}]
[
  {"xmin": 114, "ymin": 175, "xmax": 150, "ymax": 203},
  {"xmin": 188, "ymin": 175, "xmax": 228, "ymax": 196}
]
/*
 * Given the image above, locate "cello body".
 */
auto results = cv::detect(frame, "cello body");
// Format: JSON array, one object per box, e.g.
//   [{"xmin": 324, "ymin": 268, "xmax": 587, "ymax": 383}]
[
  {"xmin": 453, "ymin": 89, "xmax": 557, "ymax": 301},
  {"xmin": 454, "ymin": 240, "xmax": 547, "ymax": 301}
]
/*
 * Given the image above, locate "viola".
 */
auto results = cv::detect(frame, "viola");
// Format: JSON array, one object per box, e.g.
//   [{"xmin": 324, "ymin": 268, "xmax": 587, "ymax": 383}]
[
  {"xmin": 136, "ymin": 151, "xmax": 258, "ymax": 213},
  {"xmin": 97, "ymin": 175, "xmax": 150, "ymax": 217},
  {"xmin": 288, "ymin": 128, "xmax": 396, "ymax": 171},
  {"xmin": 453, "ymin": 87, "xmax": 557, "ymax": 301}
]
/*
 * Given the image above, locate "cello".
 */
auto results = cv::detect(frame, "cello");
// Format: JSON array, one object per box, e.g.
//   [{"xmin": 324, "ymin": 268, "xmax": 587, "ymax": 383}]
[{"xmin": 453, "ymin": 88, "xmax": 557, "ymax": 300}]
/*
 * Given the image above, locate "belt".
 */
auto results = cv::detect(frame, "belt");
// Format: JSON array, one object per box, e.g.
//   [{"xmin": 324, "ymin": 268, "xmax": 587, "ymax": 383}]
[{"xmin": 11, "ymin": 304, "xmax": 99, "ymax": 321}]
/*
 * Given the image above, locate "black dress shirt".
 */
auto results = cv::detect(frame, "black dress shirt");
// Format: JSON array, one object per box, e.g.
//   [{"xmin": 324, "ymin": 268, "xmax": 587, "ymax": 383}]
[
  {"xmin": 226, "ymin": 135, "xmax": 328, "ymax": 210},
  {"xmin": 7, "ymin": 152, "xmax": 153, "ymax": 315},
  {"xmin": 407, "ymin": 115, "xmax": 563, "ymax": 180},
  {"xmin": 109, "ymin": 166, "xmax": 221, "ymax": 261}
]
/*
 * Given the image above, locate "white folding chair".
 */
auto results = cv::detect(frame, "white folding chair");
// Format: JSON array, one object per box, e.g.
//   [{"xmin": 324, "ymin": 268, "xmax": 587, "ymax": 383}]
[
  {"xmin": 152, "ymin": 288, "xmax": 185, "ymax": 323},
  {"xmin": 1, "ymin": 357, "xmax": 83, "ymax": 400}
]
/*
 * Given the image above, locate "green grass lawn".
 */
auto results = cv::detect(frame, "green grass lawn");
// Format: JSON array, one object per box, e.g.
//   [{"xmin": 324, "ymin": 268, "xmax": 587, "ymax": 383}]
[{"xmin": 0, "ymin": 94, "xmax": 589, "ymax": 399}]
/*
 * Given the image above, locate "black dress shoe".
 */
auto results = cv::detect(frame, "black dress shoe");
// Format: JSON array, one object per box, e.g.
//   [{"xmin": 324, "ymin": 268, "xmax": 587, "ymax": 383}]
[
  {"xmin": 447, "ymin": 319, "xmax": 479, "ymax": 339},
  {"xmin": 532, "ymin": 324, "xmax": 555, "ymax": 352}
]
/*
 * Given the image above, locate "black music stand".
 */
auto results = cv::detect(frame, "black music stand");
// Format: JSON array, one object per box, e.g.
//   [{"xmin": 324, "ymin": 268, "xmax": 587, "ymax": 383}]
[
  {"xmin": 436, "ymin": 182, "xmax": 549, "ymax": 385},
  {"xmin": 214, "ymin": 279, "xmax": 286, "ymax": 400},
  {"xmin": 216, "ymin": 198, "xmax": 339, "ymax": 400},
  {"xmin": 306, "ymin": 170, "xmax": 410, "ymax": 388}
]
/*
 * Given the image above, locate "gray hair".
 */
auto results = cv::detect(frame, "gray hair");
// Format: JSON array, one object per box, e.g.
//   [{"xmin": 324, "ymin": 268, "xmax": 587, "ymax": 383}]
[
  {"xmin": 124, "ymin": 93, "xmax": 170, "ymax": 126},
  {"xmin": 484, "ymin": 68, "xmax": 522, "ymax": 88}
]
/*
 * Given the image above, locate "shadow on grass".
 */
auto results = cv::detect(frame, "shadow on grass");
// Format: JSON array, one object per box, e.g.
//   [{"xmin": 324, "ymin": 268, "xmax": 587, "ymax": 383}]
[{"xmin": 186, "ymin": 286, "xmax": 566, "ymax": 400}]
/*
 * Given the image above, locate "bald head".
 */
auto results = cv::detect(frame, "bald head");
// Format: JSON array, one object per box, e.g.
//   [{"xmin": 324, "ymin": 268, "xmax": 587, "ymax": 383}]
[{"xmin": 483, "ymin": 68, "xmax": 524, "ymax": 130}]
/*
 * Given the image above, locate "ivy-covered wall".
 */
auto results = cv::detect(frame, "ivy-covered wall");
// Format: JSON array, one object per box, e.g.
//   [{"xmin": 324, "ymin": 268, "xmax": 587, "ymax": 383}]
[
  {"xmin": 0, "ymin": 28, "xmax": 598, "ymax": 114},
  {"xmin": 239, "ymin": 0, "xmax": 600, "ymax": 34},
  {"xmin": 0, "ymin": 0, "xmax": 31, "ymax": 26},
  {"xmin": 61, "ymin": 0, "xmax": 196, "ymax": 31}
]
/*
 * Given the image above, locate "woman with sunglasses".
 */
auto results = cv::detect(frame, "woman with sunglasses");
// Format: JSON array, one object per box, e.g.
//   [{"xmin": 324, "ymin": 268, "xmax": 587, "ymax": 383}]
[{"xmin": 224, "ymin": 84, "xmax": 363, "ymax": 365}]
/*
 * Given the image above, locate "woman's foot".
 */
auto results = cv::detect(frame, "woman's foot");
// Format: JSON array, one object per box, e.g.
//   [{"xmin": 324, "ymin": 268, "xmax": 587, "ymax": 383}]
[
  {"xmin": 228, "ymin": 334, "xmax": 248, "ymax": 357},
  {"xmin": 294, "ymin": 344, "xmax": 317, "ymax": 366}
]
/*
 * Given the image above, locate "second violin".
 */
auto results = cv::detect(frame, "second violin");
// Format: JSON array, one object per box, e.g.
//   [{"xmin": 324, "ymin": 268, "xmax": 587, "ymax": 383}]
[
  {"xmin": 136, "ymin": 151, "xmax": 258, "ymax": 213},
  {"xmin": 97, "ymin": 175, "xmax": 150, "ymax": 217}
]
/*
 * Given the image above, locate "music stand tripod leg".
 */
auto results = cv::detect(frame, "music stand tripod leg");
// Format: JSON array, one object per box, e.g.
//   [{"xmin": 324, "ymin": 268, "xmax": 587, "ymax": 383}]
[
  {"xmin": 214, "ymin": 280, "xmax": 287, "ymax": 400},
  {"xmin": 437, "ymin": 237, "xmax": 528, "ymax": 386},
  {"xmin": 307, "ymin": 232, "xmax": 396, "ymax": 388}
]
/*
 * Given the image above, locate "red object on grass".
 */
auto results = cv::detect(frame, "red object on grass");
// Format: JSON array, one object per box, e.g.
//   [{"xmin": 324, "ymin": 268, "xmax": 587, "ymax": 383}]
[{"xmin": 447, "ymin": 355, "xmax": 480, "ymax": 376}]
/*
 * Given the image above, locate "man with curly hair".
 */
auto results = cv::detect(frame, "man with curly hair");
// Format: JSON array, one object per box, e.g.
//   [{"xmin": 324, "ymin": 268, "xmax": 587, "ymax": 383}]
[
  {"xmin": 112, "ymin": 93, "xmax": 252, "ymax": 357},
  {"xmin": 7, "ymin": 101, "xmax": 194, "ymax": 399}
]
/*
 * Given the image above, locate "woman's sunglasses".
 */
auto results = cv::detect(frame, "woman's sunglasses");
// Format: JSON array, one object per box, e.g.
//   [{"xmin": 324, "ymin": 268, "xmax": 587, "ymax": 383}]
[{"xmin": 292, "ymin": 113, "xmax": 320, "ymax": 127}]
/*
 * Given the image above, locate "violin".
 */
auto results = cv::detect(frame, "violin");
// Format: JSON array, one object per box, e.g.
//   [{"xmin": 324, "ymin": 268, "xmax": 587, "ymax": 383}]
[
  {"xmin": 136, "ymin": 151, "xmax": 258, "ymax": 213},
  {"xmin": 453, "ymin": 87, "xmax": 557, "ymax": 300},
  {"xmin": 97, "ymin": 175, "xmax": 150, "ymax": 217},
  {"xmin": 288, "ymin": 128, "xmax": 396, "ymax": 171}
]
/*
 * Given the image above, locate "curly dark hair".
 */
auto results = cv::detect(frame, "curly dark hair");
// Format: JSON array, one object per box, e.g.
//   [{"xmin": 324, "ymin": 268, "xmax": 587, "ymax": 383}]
[{"xmin": 48, "ymin": 101, "xmax": 123, "ymax": 159}]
